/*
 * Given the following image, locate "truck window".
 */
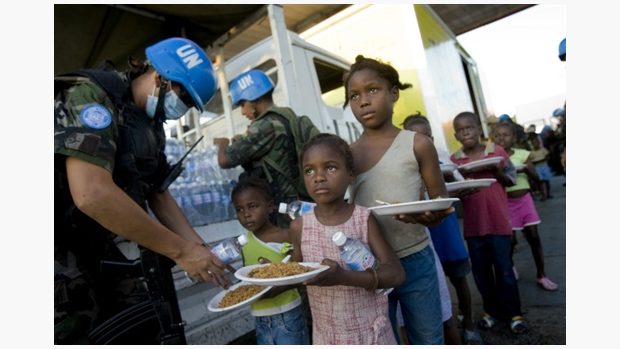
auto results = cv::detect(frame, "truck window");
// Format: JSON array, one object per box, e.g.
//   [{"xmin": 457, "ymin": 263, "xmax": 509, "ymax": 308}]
[{"xmin": 313, "ymin": 58, "xmax": 348, "ymax": 107}]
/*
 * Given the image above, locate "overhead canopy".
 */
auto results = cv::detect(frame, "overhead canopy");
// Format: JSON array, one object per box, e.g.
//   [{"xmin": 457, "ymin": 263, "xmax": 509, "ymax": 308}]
[{"xmin": 54, "ymin": 4, "xmax": 533, "ymax": 74}]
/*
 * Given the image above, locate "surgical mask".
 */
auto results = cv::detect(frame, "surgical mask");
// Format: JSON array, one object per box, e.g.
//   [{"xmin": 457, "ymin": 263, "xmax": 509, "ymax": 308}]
[{"xmin": 146, "ymin": 87, "xmax": 189, "ymax": 120}]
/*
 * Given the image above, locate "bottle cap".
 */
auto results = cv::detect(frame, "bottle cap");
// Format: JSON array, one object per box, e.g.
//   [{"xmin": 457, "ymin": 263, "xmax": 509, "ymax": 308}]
[
  {"xmin": 237, "ymin": 233, "xmax": 248, "ymax": 246},
  {"xmin": 331, "ymin": 231, "xmax": 347, "ymax": 246},
  {"xmin": 278, "ymin": 203, "xmax": 288, "ymax": 214}
]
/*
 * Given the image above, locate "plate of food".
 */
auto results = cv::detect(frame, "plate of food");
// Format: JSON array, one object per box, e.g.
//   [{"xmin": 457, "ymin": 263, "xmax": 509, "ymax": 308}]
[
  {"xmin": 440, "ymin": 163, "xmax": 457, "ymax": 173},
  {"xmin": 457, "ymin": 156, "xmax": 503, "ymax": 171},
  {"xmin": 368, "ymin": 198, "xmax": 459, "ymax": 216},
  {"xmin": 207, "ymin": 282, "xmax": 272, "ymax": 312},
  {"xmin": 446, "ymin": 179, "xmax": 496, "ymax": 192},
  {"xmin": 234, "ymin": 262, "xmax": 329, "ymax": 286}
]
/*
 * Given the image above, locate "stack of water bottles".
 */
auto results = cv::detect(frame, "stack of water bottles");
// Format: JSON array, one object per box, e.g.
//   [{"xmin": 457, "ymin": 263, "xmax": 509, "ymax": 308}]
[{"xmin": 165, "ymin": 138, "xmax": 242, "ymax": 227}]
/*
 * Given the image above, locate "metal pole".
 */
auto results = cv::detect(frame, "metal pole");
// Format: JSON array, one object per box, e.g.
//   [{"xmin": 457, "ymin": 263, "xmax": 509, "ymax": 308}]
[
  {"xmin": 215, "ymin": 49, "xmax": 235, "ymax": 138},
  {"xmin": 267, "ymin": 4, "xmax": 301, "ymax": 110}
]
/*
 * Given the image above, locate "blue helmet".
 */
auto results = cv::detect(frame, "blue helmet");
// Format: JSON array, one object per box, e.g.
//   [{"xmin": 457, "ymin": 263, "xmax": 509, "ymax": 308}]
[
  {"xmin": 553, "ymin": 107, "xmax": 565, "ymax": 117},
  {"xmin": 499, "ymin": 114, "xmax": 511, "ymax": 122},
  {"xmin": 559, "ymin": 38, "xmax": 566, "ymax": 61},
  {"xmin": 145, "ymin": 37, "xmax": 218, "ymax": 112},
  {"xmin": 229, "ymin": 69, "xmax": 274, "ymax": 106}
]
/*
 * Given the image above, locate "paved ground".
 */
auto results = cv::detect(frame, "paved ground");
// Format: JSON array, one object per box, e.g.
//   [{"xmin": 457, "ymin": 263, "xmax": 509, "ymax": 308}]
[
  {"xmin": 456, "ymin": 174, "xmax": 566, "ymax": 345},
  {"xmin": 230, "ymin": 175, "xmax": 567, "ymax": 345}
]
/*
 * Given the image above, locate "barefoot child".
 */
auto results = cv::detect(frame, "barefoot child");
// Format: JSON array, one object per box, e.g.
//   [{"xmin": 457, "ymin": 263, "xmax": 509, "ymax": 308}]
[{"xmin": 289, "ymin": 133, "xmax": 405, "ymax": 344}]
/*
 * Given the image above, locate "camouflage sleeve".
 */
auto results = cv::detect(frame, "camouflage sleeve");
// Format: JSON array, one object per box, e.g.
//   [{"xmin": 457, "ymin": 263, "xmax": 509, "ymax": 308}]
[
  {"xmin": 54, "ymin": 80, "xmax": 118, "ymax": 172},
  {"xmin": 225, "ymin": 117, "xmax": 277, "ymax": 166}
]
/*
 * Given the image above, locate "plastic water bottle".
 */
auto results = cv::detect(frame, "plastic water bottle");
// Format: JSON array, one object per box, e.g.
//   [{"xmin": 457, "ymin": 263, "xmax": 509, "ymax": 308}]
[
  {"xmin": 331, "ymin": 231, "xmax": 392, "ymax": 295},
  {"xmin": 279, "ymin": 200, "xmax": 316, "ymax": 220},
  {"xmin": 209, "ymin": 234, "xmax": 249, "ymax": 264},
  {"xmin": 210, "ymin": 180, "xmax": 223, "ymax": 223},
  {"xmin": 220, "ymin": 180, "xmax": 234, "ymax": 221},
  {"xmin": 189, "ymin": 182, "xmax": 205, "ymax": 226}
]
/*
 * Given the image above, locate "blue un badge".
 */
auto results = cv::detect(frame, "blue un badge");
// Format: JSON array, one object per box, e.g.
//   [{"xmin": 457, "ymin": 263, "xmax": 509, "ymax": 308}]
[{"xmin": 80, "ymin": 104, "xmax": 112, "ymax": 129}]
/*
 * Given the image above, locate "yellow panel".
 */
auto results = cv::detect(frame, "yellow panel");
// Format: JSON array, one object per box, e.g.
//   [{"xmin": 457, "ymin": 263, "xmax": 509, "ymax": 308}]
[
  {"xmin": 414, "ymin": 5, "xmax": 452, "ymax": 49},
  {"xmin": 393, "ymin": 69, "xmax": 427, "ymax": 128}
]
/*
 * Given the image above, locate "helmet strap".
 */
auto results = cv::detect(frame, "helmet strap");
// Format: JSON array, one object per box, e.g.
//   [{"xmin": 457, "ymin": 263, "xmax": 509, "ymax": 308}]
[{"xmin": 154, "ymin": 78, "xmax": 168, "ymax": 123}]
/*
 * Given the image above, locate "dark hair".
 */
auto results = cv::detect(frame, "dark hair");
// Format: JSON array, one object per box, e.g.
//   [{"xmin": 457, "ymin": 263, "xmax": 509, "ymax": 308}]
[
  {"xmin": 231, "ymin": 177, "xmax": 273, "ymax": 202},
  {"xmin": 402, "ymin": 111, "xmax": 429, "ymax": 130},
  {"xmin": 453, "ymin": 111, "xmax": 482, "ymax": 127},
  {"xmin": 301, "ymin": 133, "xmax": 354, "ymax": 172},
  {"xmin": 495, "ymin": 121, "xmax": 515, "ymax": 135},
  {"xmin": 343, "ymin": 55, "xmax": 412, "ymax": 108}
]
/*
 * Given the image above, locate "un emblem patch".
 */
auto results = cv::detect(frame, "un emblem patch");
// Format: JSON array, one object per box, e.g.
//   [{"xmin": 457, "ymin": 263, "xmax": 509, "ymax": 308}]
[{"xmin": 79, "ymin": 104, "xmax": 112, "ymax": 129}]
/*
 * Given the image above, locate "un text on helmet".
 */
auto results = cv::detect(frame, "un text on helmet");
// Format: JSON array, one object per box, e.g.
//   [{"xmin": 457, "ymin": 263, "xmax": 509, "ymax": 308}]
[{"xmin": 176, "ymin": 44, "xmax": 204, "ymax": 70}]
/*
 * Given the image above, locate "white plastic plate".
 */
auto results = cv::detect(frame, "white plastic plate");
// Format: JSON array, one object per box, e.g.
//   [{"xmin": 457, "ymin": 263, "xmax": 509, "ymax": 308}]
[
  {"xmin": 368, "ymin": 198, "xmax": 459, "ymax": 216},
  {"xmin": 234, "ymin": 262, "xmax": 329, "ymax": 286},
  {"xmin": 457, "ymin": 156, "xmax": 503, "ymax": 171},
  {"xmin": 445, "ymin": 179, "xmax": 496, "ymax": 192},
  {"xmin": 207, "ymin": 281, "xmax": 272, "ymax": 312}
]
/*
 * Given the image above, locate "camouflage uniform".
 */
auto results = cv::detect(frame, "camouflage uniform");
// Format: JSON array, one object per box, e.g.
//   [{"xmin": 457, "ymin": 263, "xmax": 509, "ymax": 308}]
[
  {"xmin": 226, "ymin": 106, "xmax": 301, "ymax": 227},
  {"xmin": 54, "ymin": 70, "xmax": 171, "ymax": 344}
]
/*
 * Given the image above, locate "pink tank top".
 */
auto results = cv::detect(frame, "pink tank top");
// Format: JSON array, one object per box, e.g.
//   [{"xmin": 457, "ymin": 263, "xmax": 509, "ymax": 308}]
[{"xmin": 301, "ymin": 205, "xmax": 396, "ymax": 345}]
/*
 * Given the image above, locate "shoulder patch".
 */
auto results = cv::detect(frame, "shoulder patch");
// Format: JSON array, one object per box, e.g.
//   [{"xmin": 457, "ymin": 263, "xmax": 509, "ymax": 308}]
[{"xmin": 79, "ymin": 104, "xmax": 112, "ymax": 129}]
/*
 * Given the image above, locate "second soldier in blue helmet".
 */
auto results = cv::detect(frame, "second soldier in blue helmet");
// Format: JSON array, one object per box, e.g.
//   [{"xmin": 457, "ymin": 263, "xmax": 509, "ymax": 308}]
[{"xmin": 214, "ymin": 69, "xmax": 319, "ymax": 228}]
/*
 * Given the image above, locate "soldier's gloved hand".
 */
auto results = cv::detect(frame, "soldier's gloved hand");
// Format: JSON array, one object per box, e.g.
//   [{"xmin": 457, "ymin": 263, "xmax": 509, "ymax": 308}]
[{"xmin": 178, "ymin": 241, "xmax": 231, "ymax": 289}]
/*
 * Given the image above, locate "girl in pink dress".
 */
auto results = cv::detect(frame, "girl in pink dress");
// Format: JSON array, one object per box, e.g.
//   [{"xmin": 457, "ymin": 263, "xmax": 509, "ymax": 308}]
[{"xmin": 289, "ymin": 133, "xmax": 405, "ymax": 344}]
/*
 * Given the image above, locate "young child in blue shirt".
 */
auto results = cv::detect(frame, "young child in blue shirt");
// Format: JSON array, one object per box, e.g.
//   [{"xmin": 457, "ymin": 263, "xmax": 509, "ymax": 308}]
[
  {"xmin": 231, "ymin": 177, "xmax": 310, "ymax": 345},
  {"xmin": 402, "ymin": 113, "xmax": 482, "ymax": 344}
]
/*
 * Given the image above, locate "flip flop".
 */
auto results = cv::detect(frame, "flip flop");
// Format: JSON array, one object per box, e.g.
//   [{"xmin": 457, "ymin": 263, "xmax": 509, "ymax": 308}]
[
  {"xmin": 477, "ymin": 313, "xmax": 497, "ymax": 330},
  {"xmin": 510, "ymin": 316, "xmax": 528, "ymax": 334},
  {"xmin": 537, "ymin": 276, "xmax": 558, "ymax": 291}
]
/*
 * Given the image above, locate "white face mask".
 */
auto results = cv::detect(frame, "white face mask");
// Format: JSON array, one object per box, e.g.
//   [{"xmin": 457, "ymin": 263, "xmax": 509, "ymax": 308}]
[{"xmin": 146, "ymin": 86, "xmax": 189, "ymax": 120}]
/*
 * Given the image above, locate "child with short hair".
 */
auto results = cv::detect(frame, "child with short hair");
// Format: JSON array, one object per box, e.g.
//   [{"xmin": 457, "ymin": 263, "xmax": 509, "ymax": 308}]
[
  {"xmin": 450, "ymin": 111, "xmax": 528, "ymax": 334},
  {"xmin": 529, "ymin": 133, "xmax": 554, "ymax": 201},
  {"xmin": 402, "ymin": 113, "xmax": 483, "ymax": 344},
  {"xmin": 493, "ymin": 122, "xmax": 558, "ymax": 291},
  {"xmin": 231, "ymin": 177, "xmax": 310, "ymax": 345},
  {"xmin": 344, "ymin": 55, "xmax": 453, "ymax": 345},
  {"xmin": 289, "ymin": 133, "xmax": 405, "ymax": 344}
]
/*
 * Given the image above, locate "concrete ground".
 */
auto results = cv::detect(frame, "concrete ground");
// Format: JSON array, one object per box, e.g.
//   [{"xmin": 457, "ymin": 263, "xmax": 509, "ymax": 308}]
[{"xmin": 453, "ymin": 174, "xmax": 566, "ymax": 345}]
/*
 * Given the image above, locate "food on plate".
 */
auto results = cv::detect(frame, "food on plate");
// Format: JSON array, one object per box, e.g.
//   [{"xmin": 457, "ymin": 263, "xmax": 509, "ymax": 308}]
[
  {"xmin": 248, "ymin": 262, "xmax": 317, "ymax": 279},
  {"xmin": 218, "ymin": 284, "xmax": 266, "ymax": 308}
]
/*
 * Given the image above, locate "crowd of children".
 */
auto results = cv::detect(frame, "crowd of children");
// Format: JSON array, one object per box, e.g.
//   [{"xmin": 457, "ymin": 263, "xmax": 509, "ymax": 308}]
[{"xmin": 222, "ymin": 55, "xmax": 560, "ymax": 345}]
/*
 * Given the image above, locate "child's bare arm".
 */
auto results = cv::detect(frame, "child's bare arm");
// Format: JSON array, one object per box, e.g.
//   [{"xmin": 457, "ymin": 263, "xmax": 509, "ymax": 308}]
[
  {"xmin": 414, "ymin": 133, "xmax": 448, "ymax": 199},
  {"xmin": 367, "ymin": 214, "xmax": 405, "ymax": 289},
  {"xmin": 394, "ymin": 133, "xmax": 453, "ymax": 226},
  {"xmin": 524, "ymin": 155, "xmax": 540, "ymax": 182},
  {"xmin": 289, "ymin": 217, "xmax": 303, "ymax": 263}
]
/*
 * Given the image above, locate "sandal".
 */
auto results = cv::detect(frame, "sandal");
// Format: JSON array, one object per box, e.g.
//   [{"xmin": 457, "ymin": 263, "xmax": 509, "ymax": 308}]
[
  {"xmin": 477, "ymin": 313, "xmax": 497, "ymax": 330},
  {"xmin": 510, "ymin": 316, "xmax": 528, "ymax": 334},
  {"xmin": 537, "ymin": 276, "xmax": 558, "ymax": 291}
]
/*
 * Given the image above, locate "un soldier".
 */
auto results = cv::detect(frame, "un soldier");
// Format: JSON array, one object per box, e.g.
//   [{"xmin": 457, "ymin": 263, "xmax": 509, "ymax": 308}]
[
  {"xmin": 55, "ymin": 37, "xmax": 230, "ymax": 344},
  {"xmin": 214, "ymin": 69, "xmax": 318, "ymax": 228}
]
